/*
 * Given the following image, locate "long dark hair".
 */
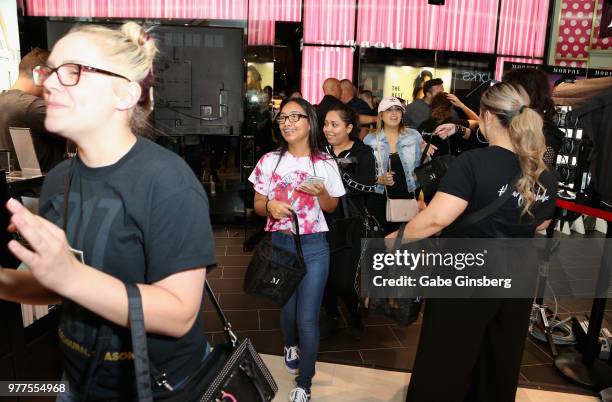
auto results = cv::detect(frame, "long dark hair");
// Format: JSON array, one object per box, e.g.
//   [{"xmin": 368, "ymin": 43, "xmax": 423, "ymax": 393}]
[
  {"xmin": 412, "ymin": 70, "xmax": 433, "ymax": 100},
  {"xmin": 502, "ymin": 68, "xmax": 556, "ymax": 119},
  {"xmin": 325, "ymin": 103, "xmax": 360, "ymax": 142},
  {"xmin": 276, "ymin": 97, "xmax": 325, "ymax": 160}
]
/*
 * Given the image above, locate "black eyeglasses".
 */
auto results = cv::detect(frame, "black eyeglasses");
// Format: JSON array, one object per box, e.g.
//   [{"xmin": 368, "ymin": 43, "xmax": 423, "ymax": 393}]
[
  {"xmin": 33, "ymin": 63, "xmax": 130, "ymax": 87},
  {"xmin": 276, "ymin": 113, "xmax": 308, "ymax": 125}
]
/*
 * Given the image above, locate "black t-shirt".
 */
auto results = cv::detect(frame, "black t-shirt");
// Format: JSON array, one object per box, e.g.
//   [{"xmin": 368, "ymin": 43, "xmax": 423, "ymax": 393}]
[
  {"xmin": 39, "ymin": 137, "xmax": 216, "ymax": 399},
  {"xmin": 439, "ymin": 146, "xmax": 558, "ymax": 237},
  {"xmin": 346, "ymin": 97, "xmax": 376, "ymax": 116},
  {"xmin": 418, "ymin": 117, "xmax": 469, "ymax": 156}
]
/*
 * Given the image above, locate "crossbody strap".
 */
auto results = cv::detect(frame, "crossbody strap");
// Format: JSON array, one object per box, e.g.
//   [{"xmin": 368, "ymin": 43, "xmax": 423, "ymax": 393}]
[
  {"xmin": 126, "ymin": 284, "xmax": 154, "ymax": 402},
  {"xmin": 449, "ymin": 173, "xmax": 522, "ymax": 231}
]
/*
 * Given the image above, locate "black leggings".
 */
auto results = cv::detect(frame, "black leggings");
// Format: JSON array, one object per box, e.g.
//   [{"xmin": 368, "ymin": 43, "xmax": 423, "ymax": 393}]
[{"xmin": 406, "ymin": 298, "xmax": 532, "ymax": 402}]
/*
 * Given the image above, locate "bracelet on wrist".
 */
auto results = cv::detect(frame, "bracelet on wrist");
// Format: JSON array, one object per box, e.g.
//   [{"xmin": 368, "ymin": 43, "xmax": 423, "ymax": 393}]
[{"xmin": 265, "ymin": 199, "xmax": 271, "ymax": 214}]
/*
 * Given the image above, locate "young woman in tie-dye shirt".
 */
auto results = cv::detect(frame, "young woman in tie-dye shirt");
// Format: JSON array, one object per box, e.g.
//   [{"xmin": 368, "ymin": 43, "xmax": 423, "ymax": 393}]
[{"xmin": 248, "ymin": 97, "xmax": 344, "ymax": 402}]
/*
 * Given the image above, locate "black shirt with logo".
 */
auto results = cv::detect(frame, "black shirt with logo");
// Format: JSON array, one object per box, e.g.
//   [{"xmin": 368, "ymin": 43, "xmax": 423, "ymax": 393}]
[
  {"xmin": 438, "ymin": 146, "xmax": 558, "ymax": 237},
  {"xmin": 39, "ymin": 136, "xmax": 216, "ymax": 399}
]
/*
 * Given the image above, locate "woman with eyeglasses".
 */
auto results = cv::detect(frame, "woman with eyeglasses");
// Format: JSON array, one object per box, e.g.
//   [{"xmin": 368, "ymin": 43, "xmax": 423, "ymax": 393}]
[
  {"xmin": 249, "ymin": 97, "xmax": 345, "ymax": 402},
  {"xmin": 363, "ymin": 97, "xmax": 425, "ymax": 235},
  {"xmin": 1, "ymin": 22, "xmax": 215, "ymax": 400}
]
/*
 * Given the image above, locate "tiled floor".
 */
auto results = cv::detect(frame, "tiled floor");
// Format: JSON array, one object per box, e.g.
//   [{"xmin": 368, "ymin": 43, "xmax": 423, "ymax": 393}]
[
  {"xmin": 261, "ymin": 354, "xmax": 599, "ymax": 402},
  {"xmin": 205, "ymin": 225, "xmax": 609, "ymax": 398}
]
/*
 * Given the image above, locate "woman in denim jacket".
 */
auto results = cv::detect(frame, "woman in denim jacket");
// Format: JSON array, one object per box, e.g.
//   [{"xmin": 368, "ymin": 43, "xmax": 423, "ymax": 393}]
[{"xmin": 363, "ymin": 97, "xmax": 423, "ymax": 234}]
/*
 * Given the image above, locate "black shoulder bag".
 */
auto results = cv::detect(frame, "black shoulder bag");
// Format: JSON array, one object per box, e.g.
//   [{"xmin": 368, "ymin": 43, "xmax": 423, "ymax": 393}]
[
  {"xmin": 413, "ymin": 132, "xmax": 455, "ymax": 203},
  {"xmin": 243, "ymin": 211, "xmax": 306, "ymax": 305},
  {"xmin": 118, "ymin": 282, "xmax": 278, "ymax": 402}
]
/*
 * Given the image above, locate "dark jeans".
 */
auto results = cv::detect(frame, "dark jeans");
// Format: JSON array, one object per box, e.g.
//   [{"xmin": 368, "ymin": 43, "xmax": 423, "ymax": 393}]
[{"xmin": 272, "ymin": 231, "xmax": 330, "ymax": 392}]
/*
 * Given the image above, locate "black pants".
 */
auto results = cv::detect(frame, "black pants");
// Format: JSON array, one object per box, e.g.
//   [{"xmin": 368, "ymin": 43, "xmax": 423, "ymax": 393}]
[
  {"xmin": 406, "ymin": 298, "xmax": 532, "ymax": 402},
  {"xmin": 322, "ymin": 245, "xmax": 360, "ymax": 320}
]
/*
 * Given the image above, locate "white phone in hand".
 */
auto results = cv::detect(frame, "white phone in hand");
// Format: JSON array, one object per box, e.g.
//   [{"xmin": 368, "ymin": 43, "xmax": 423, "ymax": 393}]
[{"xmin": 300, "ymin": 175, "xmax": 326, "ymax": 187}]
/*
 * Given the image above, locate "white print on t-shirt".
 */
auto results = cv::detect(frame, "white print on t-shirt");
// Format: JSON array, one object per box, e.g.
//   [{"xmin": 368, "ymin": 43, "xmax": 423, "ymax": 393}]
[{"xmin": 497, "ymin": 183, "xmax": 550, "ymax": 207}]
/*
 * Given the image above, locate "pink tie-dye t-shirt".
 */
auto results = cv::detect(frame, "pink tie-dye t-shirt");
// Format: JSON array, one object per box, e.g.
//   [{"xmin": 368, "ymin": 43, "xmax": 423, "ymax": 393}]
[{"xmin": 248, "ymin": 151, "xmax": 345, "ymax": 234}]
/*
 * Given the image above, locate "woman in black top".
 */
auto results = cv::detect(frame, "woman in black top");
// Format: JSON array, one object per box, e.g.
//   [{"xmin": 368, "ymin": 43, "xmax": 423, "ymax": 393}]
[
  {"xmin": 322, "ymin": 103, "xmax": 377, "ymax": 339},
  {"xmin": 2, "ymin": 22, "xmax": 215, "ymax": 400},
  {"xmin": 390, "ymin": 82, "xmax": 558, "ymax": 402},
  {"xmin": 503, "ymin": 68, "xmax": 565, "ymax": 166},
  {"xmin": 418, "ymin": 92, "xmax": 479, "ymax": 157}
]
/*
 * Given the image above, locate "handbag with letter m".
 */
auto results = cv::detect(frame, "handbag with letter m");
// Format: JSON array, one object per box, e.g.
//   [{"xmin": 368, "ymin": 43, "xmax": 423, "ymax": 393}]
[{"xmin": 243, "ymin": 211, "xmax": 306, "ymax": 305}]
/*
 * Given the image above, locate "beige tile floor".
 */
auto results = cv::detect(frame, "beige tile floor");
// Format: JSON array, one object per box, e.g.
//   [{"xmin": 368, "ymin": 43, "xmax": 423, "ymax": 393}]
[{"xmin": 261, "ymin": 354, "xmax": 599, "ymax": 402}]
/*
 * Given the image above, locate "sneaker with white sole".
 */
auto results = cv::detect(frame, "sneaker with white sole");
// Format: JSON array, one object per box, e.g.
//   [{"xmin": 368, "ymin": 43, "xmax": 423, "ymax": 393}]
[
  {"xmin": 284, "ymin": 346, "xmax": 300, "ymax": 374},
  {"xmin": 289, "ymin": 387, "xmax": 311, "ymax": 402}
]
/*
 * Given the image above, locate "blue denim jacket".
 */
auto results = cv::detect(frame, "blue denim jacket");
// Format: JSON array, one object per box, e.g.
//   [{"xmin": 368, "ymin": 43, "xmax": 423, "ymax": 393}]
[{"xmin": 363, "ymin": 128, "xmax": 423, "ymax": 194}]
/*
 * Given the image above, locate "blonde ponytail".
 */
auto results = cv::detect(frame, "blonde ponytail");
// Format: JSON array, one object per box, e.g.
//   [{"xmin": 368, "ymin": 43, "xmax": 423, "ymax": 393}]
[
  {"xmin": 480, "ymin": 83, "xmax": 548, "ymax": 216},
  {"xmin": 508, "ymin": 106, "xmax": 547, "ymax": 215}
]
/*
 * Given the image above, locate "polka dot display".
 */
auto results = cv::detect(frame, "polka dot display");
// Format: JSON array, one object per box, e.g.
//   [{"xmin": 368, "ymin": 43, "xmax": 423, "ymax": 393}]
[{"xmin": 555, "ymin": 0, "xmax": 611, "ymax": 65}]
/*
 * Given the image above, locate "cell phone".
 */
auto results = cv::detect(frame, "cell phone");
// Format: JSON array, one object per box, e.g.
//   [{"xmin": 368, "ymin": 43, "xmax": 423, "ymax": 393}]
[{"xmin": 300, "ymin": 175, "xmax": 326, "ymax": 187}]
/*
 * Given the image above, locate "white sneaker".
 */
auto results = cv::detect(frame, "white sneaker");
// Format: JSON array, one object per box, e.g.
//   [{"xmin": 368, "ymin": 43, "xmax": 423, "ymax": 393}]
[
  {"xmin": 284, "ymin": 346, "xmax": 300, "ymax": 374},
  {"xmin": 289, "ymin": 387, "xmax": 311, "ymax": 402}
]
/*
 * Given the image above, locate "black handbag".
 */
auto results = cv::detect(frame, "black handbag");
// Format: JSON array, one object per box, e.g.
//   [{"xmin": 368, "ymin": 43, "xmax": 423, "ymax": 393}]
[
  {"xmin": 243, "ymin": 211, "xmax": 306, "ymax": 305},
  {"xmin": 327, "ymin": 196, "xmax": 364, "ymax": 253},
  {"xmin": 80, "ymin": 282, "xmax": 278, "ymax": 402},
  {"xmin": 413, "ymin": 133, "xmax": 455, "ymax": 203}
]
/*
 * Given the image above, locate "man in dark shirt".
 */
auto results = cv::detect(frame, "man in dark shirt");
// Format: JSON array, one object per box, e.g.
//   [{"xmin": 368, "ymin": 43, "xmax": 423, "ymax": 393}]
[
  {"xmin": 340, "ymin": 79, "xmax": 377, "ymax": 139},
  {"xmin": 316, "ymin": 77, "xmax": 343, "ymax": 131},
  {"xmin": 404, "ymin": 78, "xmax": 446, "ymax": 129},
  {"xmin": 0, "ymin": 48, "xmax": 65, "ymax": 172}
]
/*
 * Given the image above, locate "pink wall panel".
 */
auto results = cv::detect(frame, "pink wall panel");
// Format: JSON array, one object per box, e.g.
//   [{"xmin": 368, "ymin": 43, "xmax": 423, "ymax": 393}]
[
  {"xmin": 303, "ymin": 0, "xmax": 356, "ymax": 44},
  {"xmin": 497, "ymin": 0, "xmax": 550, "ymax": 57},
  {"xmin": 495, "ymin": 57, "xmax": 544, "ymax": 80},
  {"xmin": 26, "ymin": 0, "xmax": 248, "ymax": 19},
  {"xmin": 301, "ymin": 46, "xmax": 354, "ymax": 105},
  {"xmin": 247, "ymin": 0, "xmax": 302, "ymax": 46},
  {"xmin": 247, "ymin": 20, "xmax": 275, "ymax": 46},
  {"xmin": 356, "ymin": 0, "xmax": 498, "ymax": 53},
  {"xmin": 435, "ymin": 0, "xmax": 498, "ymax": 53},
  {"xmin": 357, "ymin": 0, "xmax": 438, "ymax": 50}
]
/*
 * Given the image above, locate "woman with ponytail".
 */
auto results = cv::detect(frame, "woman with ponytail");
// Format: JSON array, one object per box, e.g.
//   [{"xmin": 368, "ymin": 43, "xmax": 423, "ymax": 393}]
[
  {"xmin": 0, "ymin": 22, "xmax": 216, "ymax": 400},
  {"xmin": 389, "ymin": 82, "xmax": 558, "ymax": 402}
]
